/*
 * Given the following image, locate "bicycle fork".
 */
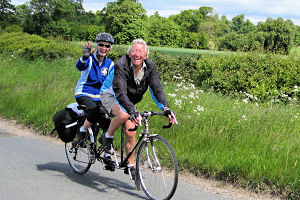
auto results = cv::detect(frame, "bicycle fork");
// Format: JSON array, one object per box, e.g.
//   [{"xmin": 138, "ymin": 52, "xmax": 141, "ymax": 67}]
[{"xmin": 146, "ymin": 137, "xmax": 162, "ymax": 172}]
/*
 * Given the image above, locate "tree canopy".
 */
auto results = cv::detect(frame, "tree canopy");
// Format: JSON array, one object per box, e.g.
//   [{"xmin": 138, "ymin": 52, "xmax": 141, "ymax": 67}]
[{"xmin": 2, "ymin": 0, "xmax": 299, "ymax": 54}]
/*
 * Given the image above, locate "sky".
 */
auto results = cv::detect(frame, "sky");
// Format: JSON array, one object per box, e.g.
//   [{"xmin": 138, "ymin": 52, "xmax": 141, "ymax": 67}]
[{"xmin": 11, "ymin": 0, "xmax": 300, "ymax": 25}]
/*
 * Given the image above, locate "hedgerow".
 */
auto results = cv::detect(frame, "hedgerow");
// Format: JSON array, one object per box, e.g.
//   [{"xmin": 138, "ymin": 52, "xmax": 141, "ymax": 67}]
[
  {"xmin": 1, "ymin": 31, "xmax": 299, "ymax": 103},
  {"xmin": 0, "ymin": 32, "xmax": 81, "ymax": 60},
  {"xmin": 149, "ymin": 51, "xmax": 299, "ymax": 104}
]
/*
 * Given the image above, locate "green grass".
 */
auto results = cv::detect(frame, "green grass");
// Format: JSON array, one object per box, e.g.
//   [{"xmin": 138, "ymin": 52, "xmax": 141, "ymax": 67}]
[
  {"xmin": 1, "ymin": 54, "xmax": 300, "ymax": 198},
  {"xmin": 75, "ymin": 41, "xmax": 229, "ymax": 57},
  {"xmin": 113, "ymin": 44, "xmax": 228, "ymax": 57}
]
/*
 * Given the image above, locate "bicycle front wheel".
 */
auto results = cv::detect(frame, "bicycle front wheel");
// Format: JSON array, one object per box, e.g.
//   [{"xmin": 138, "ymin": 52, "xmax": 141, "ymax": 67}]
[
  {"xmin": 136, "ymin": 135, "xmax": 178, "ymax": 200},
  {"xmin": 65, "ymin": 142, "xmax": 92, "ymax": 174}
]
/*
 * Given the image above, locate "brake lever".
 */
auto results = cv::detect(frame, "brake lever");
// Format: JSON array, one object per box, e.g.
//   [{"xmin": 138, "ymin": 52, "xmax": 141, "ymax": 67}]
[
  {"xmin": 171, "ymin": 112, "xmax": 178, "ymax": 125},
  {"xmin": 128, "ymin": 126, "xmax": 138, "ymax": 132}
]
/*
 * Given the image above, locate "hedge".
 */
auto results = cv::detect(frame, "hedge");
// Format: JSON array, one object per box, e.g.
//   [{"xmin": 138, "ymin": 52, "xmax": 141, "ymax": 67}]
[{"xmin": 1, "ymin": 31, "xmax": 299, "ymax": 103}]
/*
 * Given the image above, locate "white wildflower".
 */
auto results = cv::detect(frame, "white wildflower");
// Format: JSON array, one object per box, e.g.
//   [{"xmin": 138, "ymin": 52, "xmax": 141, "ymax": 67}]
[
  {"xmin": 241, "ymin": 115, "xmax": 247, "ymax": 120},
  {"xmin": 197, "ymin": 105, "xmax": 204, "ymax": 112},
  {"xmin": 183, "ymin": 86, "xmax": 189, "ymax": 90},
  {"xmin": 188, "ymin": 93, "xmax": 194, "ymax": 99},
  {"xmin": 175, "ymin": 99, "xmax": 182, "ymax": 108},
  {"xmin": 177, "ymin": 83, "xmax": 183, "ymax": 87},
  {"xmin": 168, "ymin": 93, "xmax": 176, "ymax": 97},
  {"xmin": 190, "ymin": 83, "xmax": 195, "ymax": 89},
  {"xmin": 243, "ymin": 99, "xmax": 248, "ymax": 103}
]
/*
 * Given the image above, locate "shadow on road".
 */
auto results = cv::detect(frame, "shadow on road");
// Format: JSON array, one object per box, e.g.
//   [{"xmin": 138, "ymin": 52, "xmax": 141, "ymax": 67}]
[{"xmin": 36, "ymin": 162, "xmax": 146, "ymax": 199}]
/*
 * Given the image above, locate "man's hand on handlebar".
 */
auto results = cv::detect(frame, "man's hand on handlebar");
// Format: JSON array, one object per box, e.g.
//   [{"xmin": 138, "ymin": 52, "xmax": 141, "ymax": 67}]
[
  {"xmin": 129, "ymin": 112, "xmax": 142, "ymax": 126},
  {"xmin": 164, "ymin": 108, "xmax": 177, "ymax": 125}
]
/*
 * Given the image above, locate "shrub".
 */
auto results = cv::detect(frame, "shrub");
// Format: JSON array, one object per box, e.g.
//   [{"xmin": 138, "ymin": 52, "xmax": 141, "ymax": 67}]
[
  {"xmin": 0, "ymin": 32, "xmax": 81, "ymax": 60},
  {"xmin": 4, "ymin": 25, "xmax": 24, "ymax": 33}
]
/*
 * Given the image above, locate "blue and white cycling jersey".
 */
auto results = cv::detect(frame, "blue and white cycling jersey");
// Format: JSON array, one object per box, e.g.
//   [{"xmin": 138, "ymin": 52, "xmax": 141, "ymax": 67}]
[{"xmin": 75, "ymin": 54, "xmax": 114, "ymax": 101}]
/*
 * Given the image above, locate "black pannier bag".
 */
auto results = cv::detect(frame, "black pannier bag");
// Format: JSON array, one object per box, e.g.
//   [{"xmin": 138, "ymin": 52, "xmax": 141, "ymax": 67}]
[{"xmin": 52, "ymin": 103, "xmax": 85, "ymax": 143}]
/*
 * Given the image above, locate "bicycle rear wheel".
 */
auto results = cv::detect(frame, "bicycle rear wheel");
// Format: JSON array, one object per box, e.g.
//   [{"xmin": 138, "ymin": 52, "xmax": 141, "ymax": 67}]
[
  {"xmin": 65, "ymin": 141, "xmax": 92, "ymax": 174},
  {"xmin": 136, "ymin": 135, "xmax": 178, "ymax": 200}
]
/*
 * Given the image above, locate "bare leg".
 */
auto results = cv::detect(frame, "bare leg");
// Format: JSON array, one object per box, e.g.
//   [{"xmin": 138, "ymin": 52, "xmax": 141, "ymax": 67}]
[
  {"xmin": 107, "ymin": 104, "xmax": 129, "ymax": 137},
  {"xmin": 82, "ymin": 119, "xmax": 92, "ymax": 130},
  {"xmin": 125, "ymin": 120, "xmax": 136, "ymax": 165}
]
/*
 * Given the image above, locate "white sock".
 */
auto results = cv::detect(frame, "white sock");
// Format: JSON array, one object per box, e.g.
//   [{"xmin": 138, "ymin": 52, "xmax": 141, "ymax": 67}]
[
  {"xmin": 127, "ymin": 163, "xmax": 134, "ymax": 168},
  {"xmin": 80, "ymin": 126, "xmax": 87, "ymax": 132},
  {"xmin": 104, "ymin": 153, "xmax": 111, "ymax": 157},
  {"xmin": 105, "ymin": 132, "xmax": 113, "ymax": 138}
]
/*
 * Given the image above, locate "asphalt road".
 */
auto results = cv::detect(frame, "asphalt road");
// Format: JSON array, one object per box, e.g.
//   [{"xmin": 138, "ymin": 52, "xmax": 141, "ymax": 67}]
[{"xmin": 0, "ymin": 127, "xmax": 239, "ymax": 200}]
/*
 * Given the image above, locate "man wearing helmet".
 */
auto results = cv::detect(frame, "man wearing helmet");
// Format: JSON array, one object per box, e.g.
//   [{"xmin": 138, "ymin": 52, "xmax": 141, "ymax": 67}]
[{"xmin": 73, "ymin": 33, "xmax": 114, "ymax": 162}]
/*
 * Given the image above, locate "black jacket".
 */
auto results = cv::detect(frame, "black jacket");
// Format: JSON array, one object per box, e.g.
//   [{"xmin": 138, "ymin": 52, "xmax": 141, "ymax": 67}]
[{"xmin": 113, "ymin": 54, "xmax": 169, "ymax": 114}]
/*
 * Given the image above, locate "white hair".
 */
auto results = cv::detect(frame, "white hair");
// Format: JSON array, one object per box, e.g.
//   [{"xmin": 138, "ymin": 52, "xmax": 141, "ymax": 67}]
[{"xmin": 127, "ymin": 39, "xmax": 150, "ymax": 57}]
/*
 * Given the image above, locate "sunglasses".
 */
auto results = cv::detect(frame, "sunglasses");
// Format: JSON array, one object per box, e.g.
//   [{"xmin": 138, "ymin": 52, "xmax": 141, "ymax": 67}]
[{"xmin": 98, "ymin": 43, "xmax": 111, "ymax": 48}]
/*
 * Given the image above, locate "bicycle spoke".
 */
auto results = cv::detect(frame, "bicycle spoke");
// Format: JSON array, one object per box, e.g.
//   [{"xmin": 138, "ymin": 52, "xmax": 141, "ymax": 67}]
[
  {"xmin": 137, "ymin": 135, "xmax": 178, "ymax": 200},
  {"xmin": 65, "ymin": 142, "xmax": 92, "ymax": 174}
]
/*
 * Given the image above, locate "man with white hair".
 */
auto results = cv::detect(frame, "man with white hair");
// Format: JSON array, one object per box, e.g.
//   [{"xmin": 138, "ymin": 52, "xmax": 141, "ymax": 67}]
[{"xmin": 99, "ymin": 39, "xmax": 176, "ymax": 178}]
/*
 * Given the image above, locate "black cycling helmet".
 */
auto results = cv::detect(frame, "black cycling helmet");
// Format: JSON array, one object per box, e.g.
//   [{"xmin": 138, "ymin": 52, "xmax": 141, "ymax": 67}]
[{"xmin": 95, "ymin": 32, "xmax": 114, "ymax": 44}]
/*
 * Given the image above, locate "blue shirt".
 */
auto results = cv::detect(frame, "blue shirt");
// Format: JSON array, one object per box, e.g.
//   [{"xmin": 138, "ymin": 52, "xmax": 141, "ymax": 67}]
[{"xmin": 75, "ymin": 53, "xmax": 114, "ymax": 101}]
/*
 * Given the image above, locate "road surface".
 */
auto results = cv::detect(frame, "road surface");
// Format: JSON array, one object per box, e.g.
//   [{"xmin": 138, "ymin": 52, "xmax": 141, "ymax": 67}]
[{"xmin": 0, "ymin": 125, "xmax": 245, "ymax": 200}]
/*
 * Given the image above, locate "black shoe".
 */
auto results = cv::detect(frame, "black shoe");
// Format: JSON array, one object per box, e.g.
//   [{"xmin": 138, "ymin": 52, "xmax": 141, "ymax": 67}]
[
  {"xmin": 72, "ymin": 129, "xmax": 87, "ymax": 148},
  {"xmin": 124, "ymin": 166, "xmax": 136, "ymax": 180},
  {"xmin": 103, "ymin": 155, "xmax": 115, "ymax": 171},
  {"xmin": 99, "ymin": 133, "xmax": 114, "ymax": 154}
]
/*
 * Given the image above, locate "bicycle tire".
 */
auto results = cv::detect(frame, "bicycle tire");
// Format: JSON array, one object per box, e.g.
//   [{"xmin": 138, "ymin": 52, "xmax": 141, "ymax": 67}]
[
  {"xmin": 136, "ymin": 135, "xmax": 178, "ymax": 200},
  {"xmin": 65, "ymin": 141, "xmax": 92, "ymax": 174}
]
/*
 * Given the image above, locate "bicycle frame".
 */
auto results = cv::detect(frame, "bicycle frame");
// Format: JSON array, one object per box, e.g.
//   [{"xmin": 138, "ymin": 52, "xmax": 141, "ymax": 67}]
[
  {"xmin": 93, "ymin": 111, "xmax": 173, "ymax": 169},
  {"xmin": 65, "ymin": 109, "xmax": 178, "ymax": 199}
]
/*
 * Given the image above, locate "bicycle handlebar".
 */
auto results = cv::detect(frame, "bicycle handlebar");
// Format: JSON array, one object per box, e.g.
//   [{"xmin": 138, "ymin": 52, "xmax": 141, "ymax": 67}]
[{"xmin": 128, "ymin": 111, "xmax": 178, "ymax": 131}]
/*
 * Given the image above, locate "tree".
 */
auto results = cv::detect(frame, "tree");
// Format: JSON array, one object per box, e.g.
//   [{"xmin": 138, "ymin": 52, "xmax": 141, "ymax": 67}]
[
  {"xmin": 100, "ymin": 0, "xmax": 148, "ymax": 44},
  {"xmin": 26, "ymin": 0, "xmax": 55, "ymax": 34},
  {"xmin": 0, "ymin": 0, "xmax": 16, "ymax": 29},
  {"xmin": 51, "ymin": 0, "xmax": 84, "ymax": 22},
  {"xmin": 257, "ymin": 17, "xmax": 295, "ymax": 54},
  {"xmin": 294, "ymin": 25, "xmax": 300, "ymax": 46},
  {"xmin": 184, "ymin": 31, "xmax": 209, "ymax": 49},
  {"xmin": 231, "ymin": 14, "xmax": 256, "ymax": 34},
  {"xmin": 169, "ymin": 6, "xmax": 213, "ymax": 33},
  {"xmin": 147, "ymin": 13, "xmax": 182, "ymax": 47}
]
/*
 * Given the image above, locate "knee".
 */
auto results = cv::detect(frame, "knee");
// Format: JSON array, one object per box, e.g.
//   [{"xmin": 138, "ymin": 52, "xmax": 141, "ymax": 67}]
[
  {"xmin": 125, "ymin": 122, "xmax": 136, "ymax": 138},
  {"xmin": 125, "ymin": 131, "xmax": 136, "ymax": 141},
  {"xmin": 112, "ymin": 106, "xmax": 129, "ymax": 121}
]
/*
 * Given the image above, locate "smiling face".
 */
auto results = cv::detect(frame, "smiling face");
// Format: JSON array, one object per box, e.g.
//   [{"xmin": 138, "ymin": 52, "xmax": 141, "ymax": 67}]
[
  {"xmin": 96, "ymin": 41, "xmax": 111, "ymax": 61},
  {"xmin": 128, "ymin": 43, "xmax": 148, "ymax": 68}
]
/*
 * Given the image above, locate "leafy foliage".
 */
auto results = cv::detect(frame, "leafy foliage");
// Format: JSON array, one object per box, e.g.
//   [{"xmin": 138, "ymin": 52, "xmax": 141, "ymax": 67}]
[
  {"xmin": 0, "ymin": 0, "xmax": 16, "ymax": 29},
  {"xmin": 0, "ymin": 32, "xmax": 81, "ymax": 60},
  {"xmin": 4, "ymin": 0, "xmax": 299, "ymax": 55},
  {"xmin": 100, "ymin": 0, "xmax": 147, "ymax": 44}
]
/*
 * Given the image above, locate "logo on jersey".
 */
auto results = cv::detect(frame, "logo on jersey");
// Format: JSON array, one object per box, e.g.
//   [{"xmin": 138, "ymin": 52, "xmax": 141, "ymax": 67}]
[{"xmin": 101, "ymin": 67, "xmax": 108, "ymax": 76}]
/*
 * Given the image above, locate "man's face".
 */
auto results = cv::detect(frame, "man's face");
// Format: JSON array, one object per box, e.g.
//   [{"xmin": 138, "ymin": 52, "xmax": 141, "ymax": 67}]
[
  {"xmin": 96, "ymin": 41, "xmax": 111, "ymax": 58},
  {"xmin": 129, "ymin": 43, "xmax": 147, "ymax": 68}
]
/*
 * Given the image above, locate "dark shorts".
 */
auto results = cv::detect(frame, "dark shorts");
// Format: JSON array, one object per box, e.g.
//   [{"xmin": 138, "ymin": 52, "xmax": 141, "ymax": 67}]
[{"xmin": 76, "ymin": 96, "xmax": 110, "ymax": 130}]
